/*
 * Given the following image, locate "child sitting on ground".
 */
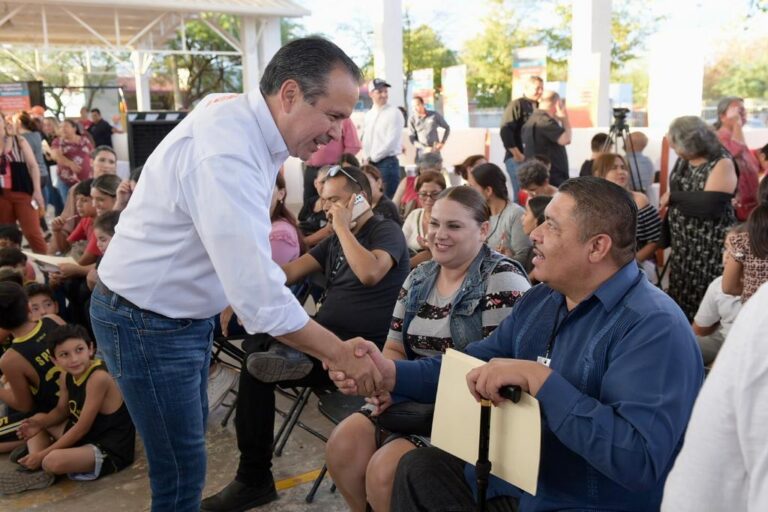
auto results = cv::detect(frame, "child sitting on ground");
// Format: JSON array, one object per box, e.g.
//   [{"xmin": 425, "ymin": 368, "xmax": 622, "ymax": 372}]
[
  {"xmin": 86, "ymin": 210, "xmax": 120, "ymax": 291},
  {"xmin": 0, "ymin": 224, "xmax": 42, "ymax": 282},
  {"xmin": 25, "ymin": 283, "xmax": 59, "ymax": 320},
  {"xmin": 0, "ymin": 248, "xmax": 36, "ymax": 285},
  {"xmin": 3, "ymin": 324, "xmax": 135, "ymax": 494}
]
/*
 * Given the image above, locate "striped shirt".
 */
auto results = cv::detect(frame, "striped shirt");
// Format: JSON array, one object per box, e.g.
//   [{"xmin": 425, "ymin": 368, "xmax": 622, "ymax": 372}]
[
  {"xmin": 388, "ymin": 260, "xmax": 530, "ymax": 358},
  {"xmin": 637, "ymin": 203, "xmax": 661, "ymax": 247}
]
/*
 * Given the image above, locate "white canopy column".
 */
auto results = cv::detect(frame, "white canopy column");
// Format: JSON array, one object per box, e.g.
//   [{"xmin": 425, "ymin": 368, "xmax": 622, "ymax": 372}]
[
  {"xmin": 241, "ymin": 16, "xmax": 261, "ymax": 93},
  {"xmin": 131, "ymin": 50, "xmax": 153, "ymax": 111},
  {"xmin": 373, "ymin": 0, "xmax": 403, "ymax": 108}
]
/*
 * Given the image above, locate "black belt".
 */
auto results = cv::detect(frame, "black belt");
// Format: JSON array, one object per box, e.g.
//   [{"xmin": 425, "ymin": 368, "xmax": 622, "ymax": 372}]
[{"xmin": 95, "ymin": 279, "xmax": 142, "ymax": 311}]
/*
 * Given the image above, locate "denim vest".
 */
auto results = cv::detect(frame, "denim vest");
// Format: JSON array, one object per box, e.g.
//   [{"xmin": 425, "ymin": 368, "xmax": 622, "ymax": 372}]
[{"xmin": 401, "ymin": 245, "xmax": 526, "ymax": 360}]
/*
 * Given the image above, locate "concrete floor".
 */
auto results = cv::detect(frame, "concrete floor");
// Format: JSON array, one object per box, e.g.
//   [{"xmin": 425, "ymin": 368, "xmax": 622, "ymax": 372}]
[{"xmin": 0, "ymin": 391, "xmax": 350, "ymax": 511}]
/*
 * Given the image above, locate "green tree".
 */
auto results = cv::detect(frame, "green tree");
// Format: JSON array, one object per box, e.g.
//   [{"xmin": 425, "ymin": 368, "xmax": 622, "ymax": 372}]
[
  {"xmin": 460, "ymin": 0, "xmax": 537, "ymax": 107},
  {"xmin": 402, "ymin": 12, "xmax": 457, "ymax": 95},
  {"xmin": 281, "ymin": 18, "xmax": 305, "ymax": 44},
  {"xmin": 703, "ymin": 39, "xmax": 768, "ymax": 101}
]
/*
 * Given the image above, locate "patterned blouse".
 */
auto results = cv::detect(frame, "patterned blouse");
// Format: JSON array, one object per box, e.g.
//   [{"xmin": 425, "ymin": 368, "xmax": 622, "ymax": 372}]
[{"xmin": 729, "ymin": 231, "xmax": 768, "ymax": 302}]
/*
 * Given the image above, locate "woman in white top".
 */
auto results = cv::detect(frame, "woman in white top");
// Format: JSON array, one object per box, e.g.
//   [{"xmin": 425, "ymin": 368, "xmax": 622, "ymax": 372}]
[
  {"xmin": 467, "ymin": 162, "xmax": 531, "ymax": 265},
  {"xmin": 401, "ymin": 170, "xmax": 446, "ymax": 268}
]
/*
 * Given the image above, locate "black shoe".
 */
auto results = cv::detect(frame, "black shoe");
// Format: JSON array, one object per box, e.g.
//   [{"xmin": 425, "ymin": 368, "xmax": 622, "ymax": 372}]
[
  {"xmin": 200, "ymin": 479, "xmax": 277, "ymax": 512},
  {"xmin": 246, "ymin": 342, "xmax": 313, "ymax": 383}
]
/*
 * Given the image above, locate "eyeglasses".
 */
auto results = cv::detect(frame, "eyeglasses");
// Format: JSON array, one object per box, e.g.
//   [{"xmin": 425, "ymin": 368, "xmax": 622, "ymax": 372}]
[
  {"xmin": 326, "ymin": 165, "xmax": 362, "ymax": 191},
  {"xmin": 418, "ymin": 191, "xmax": 441, "ymax": 200}
]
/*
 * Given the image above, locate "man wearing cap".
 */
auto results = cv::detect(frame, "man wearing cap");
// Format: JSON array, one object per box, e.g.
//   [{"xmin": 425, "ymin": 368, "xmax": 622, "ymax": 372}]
[{"xmin": 363, "ymin": 78, "xmax": 403, "ymax": 198}]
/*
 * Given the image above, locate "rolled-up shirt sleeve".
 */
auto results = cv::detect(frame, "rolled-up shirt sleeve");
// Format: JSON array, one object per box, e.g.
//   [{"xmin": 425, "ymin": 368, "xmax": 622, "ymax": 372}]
[{"xmin": 180, "ymin": 154, "xmax": 309, "ymax": 336}]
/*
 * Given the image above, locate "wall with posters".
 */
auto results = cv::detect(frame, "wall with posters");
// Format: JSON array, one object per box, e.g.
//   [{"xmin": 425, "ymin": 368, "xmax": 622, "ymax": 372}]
[{"xmin": 0, "ymin": 82, "xmax": 44, "ymax": 114}]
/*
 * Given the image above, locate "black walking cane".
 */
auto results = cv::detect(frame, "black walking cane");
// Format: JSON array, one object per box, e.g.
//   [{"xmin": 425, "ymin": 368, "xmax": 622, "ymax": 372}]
[{"xmin": 476, "ymin": 385, "xmax": 521, "ymax": 512}]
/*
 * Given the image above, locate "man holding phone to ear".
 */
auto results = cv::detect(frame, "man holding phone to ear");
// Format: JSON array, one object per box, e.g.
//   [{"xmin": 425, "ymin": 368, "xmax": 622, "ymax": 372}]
[{"xmin": 202, "ymin": 165, "xmax": 410, "ymax": 511}]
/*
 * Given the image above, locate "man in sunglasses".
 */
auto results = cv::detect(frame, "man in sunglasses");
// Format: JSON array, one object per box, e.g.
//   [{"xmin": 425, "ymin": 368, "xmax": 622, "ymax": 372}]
[
  {"xmin": 204, "ymin": 165, "xmax": 409, "ymax": 510},
  {"xmin": 90, "ymin": 37, "xmax": 389, "ymax": 511}
]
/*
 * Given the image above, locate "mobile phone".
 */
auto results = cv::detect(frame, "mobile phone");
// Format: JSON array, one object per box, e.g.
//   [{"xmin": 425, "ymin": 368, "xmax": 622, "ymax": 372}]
[{"xmin": 350, "ymin": 194, "xmax": 370, "ymax": 222}]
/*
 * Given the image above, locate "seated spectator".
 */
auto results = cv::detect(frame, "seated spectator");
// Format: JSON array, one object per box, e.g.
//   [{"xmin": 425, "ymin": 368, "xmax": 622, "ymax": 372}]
[
  {"xmin": 593, "ymin": 153, "xmax": 661, "ymax": 266},
  {"xmin": 467, "ymin": 163, "xmax": 531, "ymax": 265},
  {"xmin": 661, "ymin": 282, "xmax": 768, "ymax": 511},
  {"xmin": 86, "ymin": 210, "xmax": 121, "ymax": 291},
  {"xmin": 325, "ymin": 186, "xmax": 531, "ymax": 511},
  {"xmin": 393, "ymin": 152, "xmax": 443, "ymax": 218},
  {"xmin": 339, "ymin": 152, "xmax": 361, "ymax": 169},
  {"xmin": 521, "ymin": 195, "xmax": 552, "ymax": 273},
  {"xmin": 200, "ymin": 166, "xmax": 409, "ymax": 512},
  {"xmin": 723, "ymin": 202, "xmax": 768, "ymax": 302},
  {"xmin": 25, "ymin": 282, "xmax": 59, "ymax": 320},
  {"xmin": 298, "ymin": 165, "xmax": 332, "ymax": 247},
  {"xmin": 4, "ymin": 324, "xmax": 135, "ymax": 493},
  {"xmin": 452, "ymin": 154, "xmax": 487, "ymax": 182},
  {"xmin": 579, "ymin": 132, "xmax": 609, "ymax": 177},
  {"xmin": 0, "ymin": 267, "xmax": 24, "ymax": 285},
  {"xmin": 362, "ymin": 164, "xmax": 402, "ymax": 225},
  {"xmin": 333, "ymin": 177, "xmax": 703, "ymax": 512},
  {"xmin": 90, "ymin": 174, "xmax": 121, "ymax": 217},
  {"xmin": 91, "ymin": 146, "xmax": 117, "ymax": 178},
  {"xmin": 693, "ymin": 260, "xmax": 741, "ymax": 366},
  {"xmin": 518, "ymin": 160, "xmax": 558, "ymax": 198},
  {"xmin": 623, "ymin": 131, "xmax": 655, "ymax": 192},
  {"xmin": 401, "ymin": 171, "xmax": 447, "ymax": 268},
  {"xmin": 0, "ymin": 248, "xmax": 35, "ymax": 285},
  {"xmin": 0, "ymin": 223, "xmax": 41, "ymax": 282},
  {"xmin": 0, "ymin": 282, "xmax": 65, "ymax": 453},
  {"xmin": 50, "ymin": 179, "xmax": 97, "ymax": 268}
]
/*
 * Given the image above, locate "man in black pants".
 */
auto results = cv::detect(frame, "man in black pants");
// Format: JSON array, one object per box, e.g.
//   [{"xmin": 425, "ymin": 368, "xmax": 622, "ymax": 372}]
[{"xmin": 201, "ymin": 167, "xmax": 409, "ymax": 511}]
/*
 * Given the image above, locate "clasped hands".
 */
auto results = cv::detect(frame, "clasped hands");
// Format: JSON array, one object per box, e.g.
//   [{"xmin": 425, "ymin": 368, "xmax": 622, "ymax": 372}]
[{"xmin": 327, "ymin": 340, "xmax": 553, "ymax": 405}]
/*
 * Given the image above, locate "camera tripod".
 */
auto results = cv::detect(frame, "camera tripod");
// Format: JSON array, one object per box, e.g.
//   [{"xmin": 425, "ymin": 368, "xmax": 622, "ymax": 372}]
[{"xmin": 602, "ymin": 108, "xmax": 645, "ymax": 194}]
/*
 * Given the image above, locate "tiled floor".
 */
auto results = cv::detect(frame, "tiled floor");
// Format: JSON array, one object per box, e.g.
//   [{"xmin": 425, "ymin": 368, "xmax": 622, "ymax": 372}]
[{"xmin": 0, "ymin": 392, "xmax": 349, "ymax": 511}]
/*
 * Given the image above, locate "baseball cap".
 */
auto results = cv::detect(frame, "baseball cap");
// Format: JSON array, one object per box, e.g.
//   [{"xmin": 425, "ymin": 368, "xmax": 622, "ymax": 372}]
[{"xmin": 369, "ymin": 78, "xmax": 391, "ymax": 93}]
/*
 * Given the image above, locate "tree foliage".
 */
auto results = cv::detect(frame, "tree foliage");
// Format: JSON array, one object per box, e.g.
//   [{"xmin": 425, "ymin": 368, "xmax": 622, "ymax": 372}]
[
  {"xmin": 402, "ymin": 12, "xmax": 457, "ymax": 93},
  {"xmin": 703, "ymin": 39, "xmax": 768, "ymax": 101}
]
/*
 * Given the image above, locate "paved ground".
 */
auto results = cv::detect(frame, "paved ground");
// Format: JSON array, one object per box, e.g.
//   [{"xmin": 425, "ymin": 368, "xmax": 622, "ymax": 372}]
[{"xmin": 0, "ymin": 389, "xmax": 349, "ymax": 511}]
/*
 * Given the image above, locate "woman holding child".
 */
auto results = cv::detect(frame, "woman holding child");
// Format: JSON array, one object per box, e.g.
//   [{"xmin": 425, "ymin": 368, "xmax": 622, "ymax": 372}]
[{"xmin": 325, "ymin": 186, "xmax": 531, "ymax": 512}]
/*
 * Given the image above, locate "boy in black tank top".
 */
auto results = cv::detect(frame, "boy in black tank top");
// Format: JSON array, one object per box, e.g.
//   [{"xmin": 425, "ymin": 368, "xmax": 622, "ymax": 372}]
[
  {"xmin": 0, "ymin": 282, "xmax": 65, "ymax": 452},
  {"xmin": 1, "ymin": 325, "xmax": 135, "ymax": 494}
]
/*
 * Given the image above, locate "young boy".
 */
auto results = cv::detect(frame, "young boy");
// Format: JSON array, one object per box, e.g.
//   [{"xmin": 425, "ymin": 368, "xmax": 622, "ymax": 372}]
[
  {"xmin": 51, "ymin": 179, "xmax": 99, "ymax": 270},
  {"xmin": 579, "ymin": 132, "xmax": 609, "ymax": 177},
  {"xmin": 25, "ymin": 283, "xmax": 59, "ymax": 320},
  {"xmin": 86, "ymin": 211, "xmax": 120, "ymax": 291},
  {"xmin": 0, "ymin": 282, "xmax": 65, "ymax": 453},
  {"xmin": 0, "ymin": 224, "xmax": 41, "ymax": 282},
  {"xmin": 2, "ymin": 325, "xmax": 135, "ymax": 493}
]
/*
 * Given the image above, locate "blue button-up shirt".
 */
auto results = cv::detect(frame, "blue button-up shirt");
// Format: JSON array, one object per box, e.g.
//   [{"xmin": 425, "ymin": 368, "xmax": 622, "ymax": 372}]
[{"xmin": 394, "ymin": 262, "xmax": 703, "ymax": 511}]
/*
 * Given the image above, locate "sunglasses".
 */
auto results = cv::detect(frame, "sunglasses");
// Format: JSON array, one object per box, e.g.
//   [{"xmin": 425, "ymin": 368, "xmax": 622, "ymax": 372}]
[{"xmin": 326, "ymin": 165, "xmax": 362, "ymax": 191}]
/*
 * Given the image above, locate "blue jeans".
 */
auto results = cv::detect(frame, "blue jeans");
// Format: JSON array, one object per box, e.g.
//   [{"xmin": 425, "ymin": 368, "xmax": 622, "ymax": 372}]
[
  {"xmin": 504, "ymin": 158, "xmax": 521, "ymax": 204},
  {"xmin": 90, "ymin": 284, "xmax": 215, "ymax": 512},
  {"xmin": 373, "ymin": 156, "xmax": 400, "ymax": 198}
]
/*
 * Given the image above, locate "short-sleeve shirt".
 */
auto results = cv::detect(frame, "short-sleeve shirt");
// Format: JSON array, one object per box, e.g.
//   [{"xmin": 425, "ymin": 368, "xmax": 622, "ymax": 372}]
[
  {"xmin": 693, "ymin": 276, "xmax": 741, "ymax": 337},
  {"xmin": 88, "ymin": 119, "xmax": 113, "ymax": 148},
  {"xmin": 309, "ymin": 215, "xmax": 409, "ymax": 345},
  {"xmin": 388, "ymin": 259, "xmax": 529, "ymax": 358},
  {"xmin": 373, "ymin": 195, "xmax": 402, "ymax": 225},
  {"xmin": 67, "ymin": 217, "xmax": 102, "ymax": 257},
  {"xmin": 522, "ymin": 110, "xmax": 569, "ymax": 185},
  {"xmin": 52, "ymin": 136, "xmax": 93, "ymax": 185},
  {"xmin": 729, "ymin": 231, "xmax": 768, "ymax": 302}
]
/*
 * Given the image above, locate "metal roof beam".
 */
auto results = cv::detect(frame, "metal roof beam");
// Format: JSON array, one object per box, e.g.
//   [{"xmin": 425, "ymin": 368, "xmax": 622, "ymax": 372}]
[
  {"xmin": 125, "ymin": 12, "xmax": 168, "ymax": 47},
  {"xmin": 200, "ymin": 16, "xmax": 241, "ymax": 53},
  {"xmin": 0, "ymin": 5, "xmax": 24, "ymax": 27}
]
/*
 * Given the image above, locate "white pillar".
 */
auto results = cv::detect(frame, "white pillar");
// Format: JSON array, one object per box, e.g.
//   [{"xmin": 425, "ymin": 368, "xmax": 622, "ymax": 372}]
[
  {"xmin": 258, "ymin": 17, "xmax": 282, "ymax": 75},
  {"xmin": 647, "ymin": 33, "xmax": 703, "ymax": 129},
  {"xmin": 241, "ymin": 15, "xmax": 261, "ymax": 93},
  {"xmin": 131, "ymin": 51, "xmax": 153, "ymax": 111},
  {"xmin": 567, "ymin": 0, "xmax": 612, "ymax": 127},
  {"xmin": 373, "ymin": 0, "xmax": 404, "ymax": 108}
]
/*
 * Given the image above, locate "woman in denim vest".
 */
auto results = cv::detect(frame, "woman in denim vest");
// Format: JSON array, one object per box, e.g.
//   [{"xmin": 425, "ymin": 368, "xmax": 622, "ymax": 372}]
[{"xmin": 325, "ymin": 186, "xmax": 531, "ymax": 512}]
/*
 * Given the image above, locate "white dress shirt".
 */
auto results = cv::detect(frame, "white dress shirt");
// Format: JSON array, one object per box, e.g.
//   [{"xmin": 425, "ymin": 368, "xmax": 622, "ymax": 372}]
[
  {"xmin": 662, "ymin": 282, "xmax": 768, "ymax": 512},
  {"xmin": 98, "ymin": 91, "xmax": 309, "ymax": 337},
  {"xmin": 362, "ymin": 103, "xmax": 403, "ymax": 162}
]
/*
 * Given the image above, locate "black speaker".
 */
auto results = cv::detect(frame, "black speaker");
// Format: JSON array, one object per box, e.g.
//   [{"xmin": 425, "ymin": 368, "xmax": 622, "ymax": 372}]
[{"xmin": 126, "ymin": 111, "xmax": 188, "ymax": 170}]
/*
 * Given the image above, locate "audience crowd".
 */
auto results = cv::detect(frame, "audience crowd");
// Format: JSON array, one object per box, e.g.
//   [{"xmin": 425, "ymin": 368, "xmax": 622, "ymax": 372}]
[{"xmin": 1, "ymin": 38, "xmax": 768, "ymax": 512}]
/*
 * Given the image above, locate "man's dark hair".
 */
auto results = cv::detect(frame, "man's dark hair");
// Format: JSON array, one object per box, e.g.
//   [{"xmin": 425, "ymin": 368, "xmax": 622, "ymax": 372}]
[
  {"xmin": 471, "ymin": 163, "xmax": 509, "ymax": 201},
  {"xmin": 0, "ymin": 247, "xmax": 26, "ymax": 268},
  {"xmin": 412, "ymin": 96, "xmax": 425, "ymax": 105},
  {"xmin": 324, "ymin": 166, "xmax": 373, "ymax": 203},
  {"xmin": 518, "ymin": 160, "xmax": 550, "ymax": 189},
  {"xmin": 47, "ymin": 324, "xmax": 94, "ymax": 355},
  {"xmin": 90, "ymin": 108, "xmax": 101, "ymax": 115},
  {"xmin": 591, "ymin": 132, "xmax": 609, "ymax": 152},
  {"xmin": 339, "ymin": 153, "xmax": 360, "ymax": 168},
  {"xmin": 558, "ymin": 177, "xmax": 637, "ymax": 265},
  {"xmin": 74, "ymin": 178, "xmax": 93, "ymax": 197},
  {"xmin": 260, "ymin": 37, "xmax": 362, "ymax": 105},
  {"xmin": 0, "ymin": 281, "xmax": 29, "ymax": 329},
  {"xmin": 25, "ymin": 282, "xmax": 54, "ymax": 301},
  {"xmin": 94, "ymin": 210, "xmax": 121, "ymax": 236},
  {"xmin": 0, "ymin": 224, "xmax": 22, "ymax": 246}
]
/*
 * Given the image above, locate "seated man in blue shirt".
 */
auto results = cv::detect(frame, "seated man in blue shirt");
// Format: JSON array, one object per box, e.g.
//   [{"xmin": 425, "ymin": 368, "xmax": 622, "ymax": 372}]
[{"xmin": 331, "ymin": 177, "xmax": 704, "ymax": 512}]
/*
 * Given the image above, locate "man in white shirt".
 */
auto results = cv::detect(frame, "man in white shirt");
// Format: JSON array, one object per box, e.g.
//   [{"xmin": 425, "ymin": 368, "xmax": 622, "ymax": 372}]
[
  {"xmin": 89, "ymin": 37, "xmax": 382, "ymax": 512},
  {"xmin": 692, "ymin": 275, "xmax": 741, "ymax": 366},
  {"xmin": 362, "ymin": 78, "xmax": 403, "ymax": 198},
  {"xmin": 662, "ymin": 282, "xmax": 768, "ymax": 512}
]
